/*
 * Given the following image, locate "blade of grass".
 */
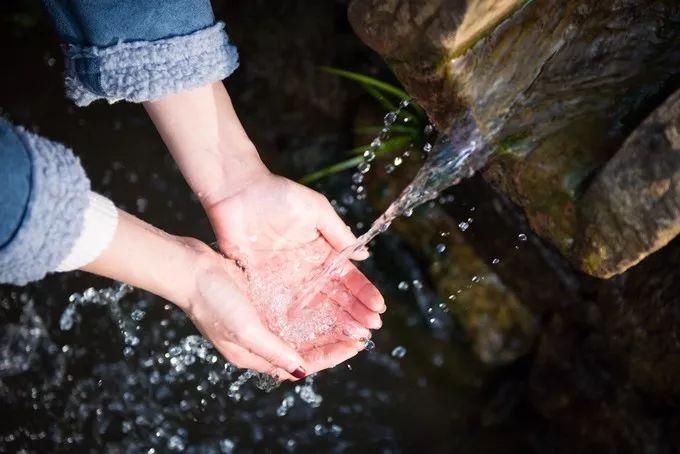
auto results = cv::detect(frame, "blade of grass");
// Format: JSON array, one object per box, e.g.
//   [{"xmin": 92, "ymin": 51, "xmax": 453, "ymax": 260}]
[
  {"xmin": 355, "ymin": 125, "xmax": 420, "ymax": 136},
  {"xmin": 321, "ymin": 67, "xmax": 410, "ymax": 101}
]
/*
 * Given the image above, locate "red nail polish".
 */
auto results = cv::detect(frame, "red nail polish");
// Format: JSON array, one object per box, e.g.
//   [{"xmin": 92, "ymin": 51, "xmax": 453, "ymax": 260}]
[{"xmin": 292, "ymin": 367, "xmax": 306, "ymax": 379}]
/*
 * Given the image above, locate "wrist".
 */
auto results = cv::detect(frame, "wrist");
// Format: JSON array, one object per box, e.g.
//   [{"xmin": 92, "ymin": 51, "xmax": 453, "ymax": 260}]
[{"xmin": 196, "ymin": 145, "xmax": 271, "ymax": 209}]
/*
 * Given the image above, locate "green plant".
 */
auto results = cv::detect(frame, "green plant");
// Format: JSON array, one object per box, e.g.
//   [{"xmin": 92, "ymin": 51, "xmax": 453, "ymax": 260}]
[{"xmin": 300, "ymin": 68, "xmax": 427, "ymax": 184}]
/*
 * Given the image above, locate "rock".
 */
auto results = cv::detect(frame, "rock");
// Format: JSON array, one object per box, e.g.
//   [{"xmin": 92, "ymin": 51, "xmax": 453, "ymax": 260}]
[
  {"xmin": 349, "ymin": 0, "xmax": 680, "ymax": 277},
  {"xmin": 577, "ymin": 89, "xmax": 680, "ymax": 277}
]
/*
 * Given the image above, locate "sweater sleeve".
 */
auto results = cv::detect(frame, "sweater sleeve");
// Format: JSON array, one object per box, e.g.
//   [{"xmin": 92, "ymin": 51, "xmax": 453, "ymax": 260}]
[
  {"xmin": 41, "ymin": 0, "xmax": 239, "ymax": 106},
  {"xmin": 0, "ymin": 121, "xmax": 90, "ymax": 285}
]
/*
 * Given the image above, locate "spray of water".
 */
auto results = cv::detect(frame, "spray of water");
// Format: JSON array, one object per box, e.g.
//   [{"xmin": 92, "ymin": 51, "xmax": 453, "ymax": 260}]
[{"xmin": 296, "ymin": 109, "xmax": 492, "ymax": 310}]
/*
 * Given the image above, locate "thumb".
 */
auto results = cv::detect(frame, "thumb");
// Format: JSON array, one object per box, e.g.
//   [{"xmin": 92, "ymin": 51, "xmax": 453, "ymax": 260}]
[{"xmin": 316, "ymin": 196, "xmax": 369, "ymax": 260}]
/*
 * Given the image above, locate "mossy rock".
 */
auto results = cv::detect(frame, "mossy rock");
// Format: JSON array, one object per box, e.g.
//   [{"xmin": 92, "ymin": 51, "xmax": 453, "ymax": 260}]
[{"xmin": 349, "ymin": 0, "xmax": 680, "ymax": 277}]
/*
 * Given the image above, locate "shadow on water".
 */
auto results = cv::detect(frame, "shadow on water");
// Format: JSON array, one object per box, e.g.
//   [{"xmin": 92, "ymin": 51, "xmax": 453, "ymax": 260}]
[{"xmin": 2, "ymin": 1, "xmax": 680, "ymax": 453}]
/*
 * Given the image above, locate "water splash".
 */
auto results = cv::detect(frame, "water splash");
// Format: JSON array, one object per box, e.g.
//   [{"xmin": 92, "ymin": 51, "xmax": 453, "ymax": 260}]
[{"xmin": 298, "ymin": 109, "xmax": 492, "ymax": 308}]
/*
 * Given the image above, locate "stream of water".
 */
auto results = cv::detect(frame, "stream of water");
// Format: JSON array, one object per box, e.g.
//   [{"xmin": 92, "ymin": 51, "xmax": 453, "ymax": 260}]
[{"xmin": 297, "ymin": 108, "xmax": 492, "ymax": 310}]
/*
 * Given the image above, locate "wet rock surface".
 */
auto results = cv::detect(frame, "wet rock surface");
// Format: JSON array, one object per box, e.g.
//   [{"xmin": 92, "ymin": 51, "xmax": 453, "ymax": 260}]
[
  {"xmin": 578, "ymin": 89, "xmax": 680, "ymax": 277},
  {"xmin": 349, "ymin": 0, "xmax": 680, "ymax": 277}
]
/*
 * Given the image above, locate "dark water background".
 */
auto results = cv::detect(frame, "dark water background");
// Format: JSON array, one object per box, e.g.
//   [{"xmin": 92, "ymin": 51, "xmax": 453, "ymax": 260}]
[{"xmin": 2, "ymin": 1, "xmax": 680, "ymax": 453}]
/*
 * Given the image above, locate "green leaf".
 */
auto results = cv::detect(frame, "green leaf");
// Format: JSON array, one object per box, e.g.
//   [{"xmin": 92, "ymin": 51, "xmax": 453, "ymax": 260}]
[
  {"xmin": 320, "ymin": 67, "xmax": 410, "ymax": 101},
  {"xmin": 355, "ymin": 125, "xmax": 420, "ymax": 136}
]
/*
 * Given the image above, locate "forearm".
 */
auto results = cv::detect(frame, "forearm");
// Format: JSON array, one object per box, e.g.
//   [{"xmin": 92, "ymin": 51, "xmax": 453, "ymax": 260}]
[
  {"xmin": 82, "ymin": 210, "xmax": 203, "ymax": 311},
  {"xmin": 144, "ymin": 82, "xmax": 268, "ymax": 208}
]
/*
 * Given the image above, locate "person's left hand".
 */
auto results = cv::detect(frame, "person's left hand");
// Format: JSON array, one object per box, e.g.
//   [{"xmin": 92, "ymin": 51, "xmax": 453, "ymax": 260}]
[{"xmin": 205, "ymin": 172, "xmax": 385, "ymax": 357}]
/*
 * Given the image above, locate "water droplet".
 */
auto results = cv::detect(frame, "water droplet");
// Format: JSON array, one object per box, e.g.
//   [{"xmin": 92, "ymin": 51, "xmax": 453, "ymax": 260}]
[
  {"xmin": 518, "ymin": 233, "xmax": 527, "ymax": 241},
  {"xmin": 314, "ymin": 424, "xmax": 328, "ymax": 436},
  {"xmin": 168, "ymin": 435, "xmax": 185, "ymax": 451},
  {"xmin": 393, "ymin": 156, "xmax": 403, "ymax": 166},
  {"xmin": 435, "ymin": 243, "xmax": 446, "ymax": 253},
  {"xmin": 385, "ymin": 164, "xmax": 395, "ymax": 174},
  {"xmin": 358, "ymin": 162, "xmax": 371, "ymax": 174},
  {"xmin": 219, "ymin": 439, "xmax": 236, "ymax": 453},
  {"xmin": 370, "ymin": 138, "xmax": 382, "ymax": 149},
  {"xmin": 423, "ymin": 143, "xmax": 432, "ymax": 153},
  {"xmin": 384, "ymin": 111, "xmax": 398, "ymax": 126},
  {"xmin": 391, "ymin": 346, "xmax": 407, "ymax": 359},
  {"xmin": 398, "ymin": 281, "xmax": 409, "ymax": 291},
  {"xmin": 492, "ymin": 258, "xmax": 500, "ymax": 265},
  {"xmin": 412, "ymin": 280, "xmax": 423, "ymax": 290},
  {"xmin": 131, "ymin": 309, "xmax": 145, "ymax": 321},
  {"xmin": 458, "ymin": 221, "xmax": 470, "ymax": 232},
  {"xmin": 363, "ymin": 150, "xmax": 376, "ymax": 162},
  {"xmin": 351, "ymin": 172, "xmax": 363, "ymax": 184},
  {"xmin": 424, "ymin": 124, "xmax": 434, "ymax": 135},
  {"xmin": 355, "ymin": 185, "xmax": 365, "ymax": 194},
  {"xmin": 364, "ymin": 340, "xmax": 375, "ymax": 350},
  {"xmin": 330, "ymin": 424, "xmax": 343, "ymax": 436},
  {"xmin": 399, "ymin": 99, "xmax": 410, "ymax": 108}
]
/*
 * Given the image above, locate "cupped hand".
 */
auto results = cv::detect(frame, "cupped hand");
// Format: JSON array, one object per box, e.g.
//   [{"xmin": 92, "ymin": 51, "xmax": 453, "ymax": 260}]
[
  {"xmin": 205, "ymin": 173, "xmax": 385, "ymax": 356},
  {"xmin": 186, "ymin": 244, "xmax": 369, "ymax": 380}
]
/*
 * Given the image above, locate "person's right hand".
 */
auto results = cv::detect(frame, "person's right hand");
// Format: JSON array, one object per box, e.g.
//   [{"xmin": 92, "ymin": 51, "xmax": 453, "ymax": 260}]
[{"xmin": 185, "ymin": 242, "xmax": 367, "ymax": 380}]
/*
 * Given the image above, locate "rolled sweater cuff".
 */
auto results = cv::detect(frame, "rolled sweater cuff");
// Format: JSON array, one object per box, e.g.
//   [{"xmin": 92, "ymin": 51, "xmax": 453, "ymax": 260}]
[
  {"xmin": 0, "ymin": 127, "xmax": 90, "ymax": 285},
  {"xmin": 55, "ymin": 192, "xmax": 118, "ymax": 272},
  {"xmin": 64, "ymin": 22, "xmax": 240, "ymax": 106}
]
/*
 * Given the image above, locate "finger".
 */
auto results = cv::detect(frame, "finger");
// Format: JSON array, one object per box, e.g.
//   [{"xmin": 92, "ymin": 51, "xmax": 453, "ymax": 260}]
[
  {"xmin": 237, "ymin": 320, "xmax": 308, "ymax": 379},
  {"xmin": 214, "ymin": 341, "xmax": 295, "ymax": 381},
  {"xmin": 302, "ymin": 340, "xmax": 366, "ymax": 375},
  {"xmin": 316, "ymin": 197, "xmax": 369, "ymax": 260},
  {"xmin": 337, "ymin": 262, "xmax": 386, "ymax": 313},
  {"xmin": 326, "ymin": 286, "xmax": 382, "ymax": 329},
  {"xmin": 340, "ymin": 318, "xmax": 372, "ymax": 341}
]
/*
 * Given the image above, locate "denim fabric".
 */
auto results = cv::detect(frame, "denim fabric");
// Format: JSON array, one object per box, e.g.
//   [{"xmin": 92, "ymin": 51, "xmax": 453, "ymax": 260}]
[
  {"xmin": 0, "ymin": 119, "xmax": 31, "ymax": 250},
  {"xmin": 42, "ymin": 0, "xmax": 216, "ymax": 47},
  {"xmin": 41, "ymin": 0, "xmax": 238, "ymax": 105}
]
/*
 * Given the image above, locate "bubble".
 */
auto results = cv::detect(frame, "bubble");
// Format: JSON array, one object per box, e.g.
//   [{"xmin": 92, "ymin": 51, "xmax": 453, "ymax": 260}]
[
  {"xmin": 518, "ymin": 233, "xmax": 528, "ymax": 241},
  {"xmin": 435, "ymin": 244, "xmax": 446, "ymax": 253},
  {"xmin": 458, "ymin": 221, "xmax": 470, "ymax": 232},
  {"xmin": 492, "ymin": 258, "xmax": 500, "ymax": 265},
  {"xmin": 385, "ymin": 164, "xmax": 396, "ymax": 174},
  {"xmin": 471, "ymin": 276, "xmax": 481, "ymax": 283},
  {"xmin": 412, "ymin": 280, "xmax": 423, "ymax": 290},
  {"xmin": 364, "ymin": 340, "xmax": 375, "ymax": 351},
  {"xmin": 424, "ymin": 124, "xmax": 434, "ymax": 135},
  {"xmin": 314, "ymin": 424, "xmax": 327, "ymax": 436},
  {"xmin": 393, "ymin": 156, "xmax": 403, "ymax": 166},
  {"xmin": 423, "ymin": 143, "xmax": 432, "ymax": 153},
  {"xmin": 370, "ymin": 138, "xmax": 382, "ymax": 149},
  {"xmin": 351, "ymin": 172, "xmax": 363, "ymax": 184},
  {"xmin": 391, "ymin": 346, "xmax": 407, "ymax": 359},
  {"xmin": 399, "ymin": 99, "xmax": 410, "ymax": 108},
  {"xmin": 397, "ymin": 281, "xmax": 409, "ymax": 291}
]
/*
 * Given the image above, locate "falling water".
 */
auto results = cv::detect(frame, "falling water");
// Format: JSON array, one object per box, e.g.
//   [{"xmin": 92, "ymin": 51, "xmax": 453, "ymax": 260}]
[{"xmin": 297, "ymin": 109, "xmax": 492, "ymax": 308}]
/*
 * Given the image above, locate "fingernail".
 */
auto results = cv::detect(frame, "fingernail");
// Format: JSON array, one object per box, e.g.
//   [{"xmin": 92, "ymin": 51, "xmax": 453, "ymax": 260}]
[
  {"xmin": 292, "ymin": 367, "xmax": 306, "ymax": 379},
  {"xmin": 379, "ymin": 305, "xmax": 387, "ymax": 314}
]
